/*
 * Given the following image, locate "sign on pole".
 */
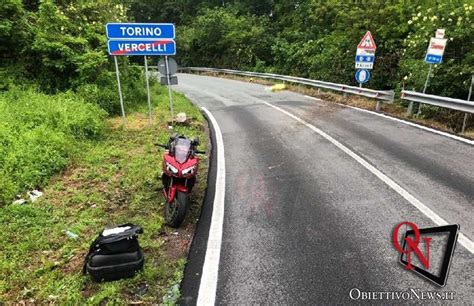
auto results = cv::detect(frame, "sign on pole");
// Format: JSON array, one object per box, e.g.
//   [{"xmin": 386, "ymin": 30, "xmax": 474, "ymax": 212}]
[
  {"xmin": 144, "ymin": 56, "xmax": 152, "ymax": 125},
  {"xmin": 158, "ymin": 58, "xmax": 178, "ymax": 75},
  {"xmin": 165, "ymin": 56, "xmax": 174, "ymax": 126},
  {"xmin": 107, "ymin": 40, "xmax": 176, "ymax": 56},
  {"xmin": 105, "ymin": 22, "xmax": 177, "ymax": 126},
  {"xmin": 106, "ymin": 23, "xmax": 176, "ymax": 56},
  {"xmin": 424, "ymin": 37, "xmax": 447, "ymax": 64},
  {"xmin": 355, "ymin": 31, "xmax": 376, "ymax": 69},
  {"xmin": 113, "ymin": 56, "xmax": 126, "ymax": 125},
  {"xmin": 435, "ymin": 29, "xmax": 445, "ymax": 39},
  {"xmin": 355, "ymin": 69, "xmax": 370, "ymax": 84},
  {"xmin": 415, "ymin": 30, "xmax": 448, "ymax": 115},
  {"xmin": 106, "ymin": 23, "xmax": 175, "ymax": 39}
]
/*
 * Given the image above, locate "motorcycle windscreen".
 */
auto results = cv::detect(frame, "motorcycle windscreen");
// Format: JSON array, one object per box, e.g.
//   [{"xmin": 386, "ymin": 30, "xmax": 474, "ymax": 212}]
[{"xmin": 175, "ymin": 138, "xmax": 191, "ymax": 163}]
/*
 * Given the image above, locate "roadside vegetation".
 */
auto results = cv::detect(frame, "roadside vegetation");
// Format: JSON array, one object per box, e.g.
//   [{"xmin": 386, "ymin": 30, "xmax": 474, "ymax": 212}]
[
  {"xmin": 1, "ymin": 1, "xmax": 208, "ymax": 304},
  {"xmin": 0, "ymin": 84, "xmax": 208, "ymax": 304},
  {"xmin": 0, "ymin": 89, "xmax": 106, "ymax": 205}
]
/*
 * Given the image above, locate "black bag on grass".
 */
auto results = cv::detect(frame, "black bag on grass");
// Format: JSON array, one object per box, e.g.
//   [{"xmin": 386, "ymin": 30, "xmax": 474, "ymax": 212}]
[{"xmin": 83, "ymin": 223, "xmax": 144, "ymax": 282}]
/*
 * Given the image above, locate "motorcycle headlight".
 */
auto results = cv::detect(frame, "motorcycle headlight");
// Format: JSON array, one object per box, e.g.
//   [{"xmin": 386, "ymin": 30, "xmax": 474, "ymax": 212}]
[
  {"xmin": 166, "ymin": 162, "xmax": 179, "ymax": 174},
  {"xmin": 182, "ymin": 165, "xmax": 196, "ymax": 176}
]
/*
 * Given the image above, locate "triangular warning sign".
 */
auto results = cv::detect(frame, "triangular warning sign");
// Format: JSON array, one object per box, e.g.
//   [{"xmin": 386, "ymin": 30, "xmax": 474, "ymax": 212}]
[{"xmin": 357, "ymin": 31, "xmax": 376, "ymax": 50}]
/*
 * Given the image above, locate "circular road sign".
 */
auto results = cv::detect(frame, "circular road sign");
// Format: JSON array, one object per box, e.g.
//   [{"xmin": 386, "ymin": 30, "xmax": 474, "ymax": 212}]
[
  {"xmin": 158, "ymin": 57, "xmax": 178, "ymax": 75},
  {"xmin": 355, "ymin": 69, "xmax": 370, "ymax": 84}
]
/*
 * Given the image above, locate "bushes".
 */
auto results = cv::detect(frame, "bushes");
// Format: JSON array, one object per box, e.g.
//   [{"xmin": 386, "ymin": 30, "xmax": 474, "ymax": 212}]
[
  {"xmin": 178, "ymin": 7, "xmax": 273, "ymax": 69},
  {"xmin": 75, "ymin": 63, "xmax": 151, "ymax": 115},
  {"xmin": 0, "ymin": 89, "xmax": 107, "ymax": 205}
]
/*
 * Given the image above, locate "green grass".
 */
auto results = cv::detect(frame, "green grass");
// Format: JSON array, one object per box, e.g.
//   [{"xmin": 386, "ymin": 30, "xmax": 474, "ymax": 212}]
[
  {"xmin": 0, "ymin": 84, "xmax": 208, "ymax": 304},
  {"xmin": 0, "ymin": 89, "xmax": 107, "ymax": 205}
]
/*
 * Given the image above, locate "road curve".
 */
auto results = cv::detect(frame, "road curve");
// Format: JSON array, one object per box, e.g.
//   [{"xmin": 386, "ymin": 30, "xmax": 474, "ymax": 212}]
[{"xmin": 175, "ymin": 73, "xmax": 473, "ymax": 304}]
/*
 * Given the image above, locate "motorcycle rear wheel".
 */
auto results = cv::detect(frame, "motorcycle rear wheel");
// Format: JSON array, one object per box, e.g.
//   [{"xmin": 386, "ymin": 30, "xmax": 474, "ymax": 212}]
[{"xmin": 165, "ymin": 191, "xmax": 188, "ymax": 228}]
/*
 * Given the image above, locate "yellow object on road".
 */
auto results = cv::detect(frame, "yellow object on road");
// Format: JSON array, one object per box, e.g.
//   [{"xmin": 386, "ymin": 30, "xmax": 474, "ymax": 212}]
[{"xmin": 271, "ymin": 83, "xmax": 287, "ymax": 92}]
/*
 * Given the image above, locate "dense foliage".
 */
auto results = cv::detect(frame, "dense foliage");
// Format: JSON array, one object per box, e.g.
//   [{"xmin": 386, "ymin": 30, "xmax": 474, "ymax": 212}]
[
  {"xmin": 0, "ymin": 89, "xmax": 106, "ymax": 205},
  {"xmin": 0, "ymin": 0, "xmax": 148, "ymax": 114},
  {"xmin": 154, "ymin": 0, "xmax": 471, "ymax": 98},
  {"xmin": 2, "ymin": 0, "xmax": 471, "ymax": 99}
]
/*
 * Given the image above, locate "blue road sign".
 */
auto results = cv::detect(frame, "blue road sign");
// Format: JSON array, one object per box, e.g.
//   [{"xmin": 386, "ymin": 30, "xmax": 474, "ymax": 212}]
[
  {"xmin": 106, "ymin": 23, "xmax": 175, "ymax": 39},
  {"xmin": 107, "ymin": 39, "xmax": 176, "ymax": 56},
  {"xmin": 355, "ymin": 69, "xmax": 370, "ymax": 84},
  {"xmin": 355, "ymin": 55, "xmax": 375, "ymax": 63},
  {"xmin": 425, "ymin": 54, "xmax": 442, "ymax": 64}
]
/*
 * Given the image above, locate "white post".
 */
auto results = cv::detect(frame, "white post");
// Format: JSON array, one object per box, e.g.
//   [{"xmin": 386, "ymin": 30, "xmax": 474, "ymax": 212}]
[
  {"xmin": 418, "ymin": 64, "xmax": 433, "ymax": 116},
  {"xmin": 165, "ymin": 56, "xmax": 174, "ymax": 126},
  {"xmin": 423, "ymin": 64, "xmax": 433, "ymax": 94},
  {"xmin": 144, "ymin": 56, "xmax": 152, "ymax": 125},
  {"xmin": 461, "ymin": 75, "xmax": 473, "ymax": 134},
  {"xmin": 114, "ymin": 56, "xmax": 126, "ymax": 126}
]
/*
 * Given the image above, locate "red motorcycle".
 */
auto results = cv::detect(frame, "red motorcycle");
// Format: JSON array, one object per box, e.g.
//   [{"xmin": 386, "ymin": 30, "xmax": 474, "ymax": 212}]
[{"xmin": 157, "ymin": 134, "xmax": 204, "ymax": 227}]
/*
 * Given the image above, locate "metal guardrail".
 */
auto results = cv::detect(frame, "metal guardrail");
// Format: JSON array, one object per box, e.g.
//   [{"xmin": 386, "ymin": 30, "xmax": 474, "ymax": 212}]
[
  {"xmin": 181, "ymin": 67, "xmax": 395, "ymax": 103},
  {"xmin": 177, "ymin": 67, "xmax": 472, "ymax": 132},
  {"xmin": 401, "ymin": 90, "xmax": 474, "ymax": 114}
]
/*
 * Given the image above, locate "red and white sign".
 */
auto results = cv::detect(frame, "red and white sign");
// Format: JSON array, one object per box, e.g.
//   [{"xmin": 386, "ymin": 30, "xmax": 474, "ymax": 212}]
[
  {"xmin": 427, "ymin": 37, "xmax": 447, "ymax": 56},
  {"xmin": 435, "ymin": 29, "xmax": 445, "ymax": 39},
  {"xmin": 355, "ymin": 31, "xmax": 377, "ymax": 69},
  {"xmin": 357, "ymin": 31, "xmax": 377, "ymax": 50}
]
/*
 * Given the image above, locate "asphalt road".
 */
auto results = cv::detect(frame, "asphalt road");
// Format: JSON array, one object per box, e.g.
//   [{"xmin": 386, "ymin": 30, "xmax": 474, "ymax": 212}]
[{"xmin": 175, "ymin": 73, "xmax": 473, "ymax": 304}]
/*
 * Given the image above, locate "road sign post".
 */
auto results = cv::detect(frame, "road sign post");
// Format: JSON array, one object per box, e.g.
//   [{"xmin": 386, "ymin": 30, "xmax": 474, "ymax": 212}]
[
  {"xmin": 355, "ymin": 31, "xmax": 377, "ymax": 108},
  {"xmin": 106, "ymin": 23, "xmax": 176, "ymax": 127},
  {"xmin": 413, "ymin": 31, "xmax": 448, "ymax": 116},
  {"xmin": 144, "ymin": 56, "xmax": 152, "ymax": 125},
  {"xmin": 107, "ymin": 39, "xmax": 176, "ymax": 56},
  {"xmin": 355, "ymin": 31, "xmax": 376, "ymax": 70},
  {"xmin": 165, "ymin": 56, "xmax": 174, "ymax": 126},
  {"xmin": 461, "ymin": 75, "xmax": 473, "ymax": 134},
  {"xmin": 355, "ymin": 69, "xmax": 370, "ymax": 88},
  {"xmin": 113, "ymin": 56, "xmax": 126, "ymax": 126},
  {"xmin": 423, "ymin": 64, "xmax": 433, "ymax": 94}
]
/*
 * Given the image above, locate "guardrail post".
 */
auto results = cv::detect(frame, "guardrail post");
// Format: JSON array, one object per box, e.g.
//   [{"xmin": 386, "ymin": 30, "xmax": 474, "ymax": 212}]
[
  {"xmin": 462, "ymin": 114, "xmax": 469, "ymax": 134},
  {"xmin": 375, "ymin": 101, "xmax": 381, "ymax": 112},
  {"xmin": 342, "ymin": 92, "xmax": 348, "ymax": 102},
  {"xmin": 462, "ymin": 76, "xmax": 473, "ymax": 134},
  {"xmin": 407, "ymin": 102, "xmax": 414, "ymax": 116}
]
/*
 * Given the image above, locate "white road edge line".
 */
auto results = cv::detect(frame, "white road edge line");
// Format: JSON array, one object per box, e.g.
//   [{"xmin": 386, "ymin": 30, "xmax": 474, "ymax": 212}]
[
  {"xmin": 304, "ymin": 95, "xmax": 473, "ymax": 146},
  {"xmin": 304, "ymin": 95, "xmax": 322, "ymax": 101},
  {"xmin": 198, "ymin": 107, "xmax": 226, "ymax": 305},
  {"xmin": 261, "ymin": 100, "xmax": 474, "ymax": 254}
]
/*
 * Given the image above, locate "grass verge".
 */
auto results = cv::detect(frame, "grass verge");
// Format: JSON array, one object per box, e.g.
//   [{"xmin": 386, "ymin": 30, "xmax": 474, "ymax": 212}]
[{"xmin": 0, "ymin": 83, "xmax": 208, "ymax": 304}]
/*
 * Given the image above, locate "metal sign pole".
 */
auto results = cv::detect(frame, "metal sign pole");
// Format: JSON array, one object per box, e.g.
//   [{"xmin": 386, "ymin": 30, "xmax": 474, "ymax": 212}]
[
  {"xmin": 114, "ymin": 56, "xmax": 126, "ymax": 126},
  {"xmin": 461, "ymin": 75, "xmax": 473, "ymax": 134},
  {"xmin": 423, "ymin": 64, "xmax": 433, "ymax": 94},
  {"xmin": 165, "ymin": 56, "xmax": 174, "ymax": 126},
  {"xmin": 417, "ymin": 64, "xmax": 434, "ymax": 116},
  {"xmin": 144, "ymin": 56, "xmax": 152, "ymax": 125}
]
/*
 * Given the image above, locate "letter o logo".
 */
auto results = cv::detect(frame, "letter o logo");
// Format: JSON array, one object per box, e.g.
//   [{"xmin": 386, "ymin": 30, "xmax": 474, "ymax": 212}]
[
  {"xmin": 349, "ymin": 288, "xmax": 361, "ymax": 300},
  {"xmin": 392, "ymin": 221, "xmax": 420, "ymax": 254}
]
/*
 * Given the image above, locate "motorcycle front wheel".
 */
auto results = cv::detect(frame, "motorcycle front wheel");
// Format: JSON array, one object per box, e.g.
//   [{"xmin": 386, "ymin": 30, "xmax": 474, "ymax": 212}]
[{"xmin": 165, "ymin": 191, "xmax": 188, "ymax": 228}]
